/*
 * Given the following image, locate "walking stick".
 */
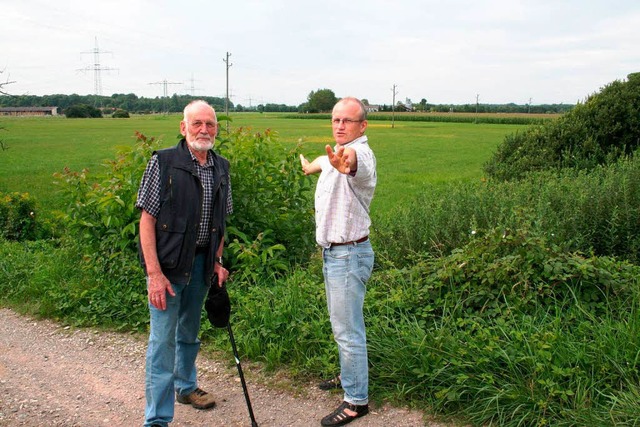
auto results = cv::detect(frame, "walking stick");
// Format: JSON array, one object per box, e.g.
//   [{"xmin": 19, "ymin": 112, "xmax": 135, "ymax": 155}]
[
  {"xmin": 227, "ymin": 321, "xmax": 259, "ymax": 427},
  {"xmin": 205, "ymin": 276, "xmax": 258, "ymax": 426}
]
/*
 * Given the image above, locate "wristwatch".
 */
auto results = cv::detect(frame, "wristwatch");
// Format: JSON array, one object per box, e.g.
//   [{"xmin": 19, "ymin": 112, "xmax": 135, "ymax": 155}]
[{"xmin": 216, "ymin": 256, "xmax": 223, "ymax": 266}]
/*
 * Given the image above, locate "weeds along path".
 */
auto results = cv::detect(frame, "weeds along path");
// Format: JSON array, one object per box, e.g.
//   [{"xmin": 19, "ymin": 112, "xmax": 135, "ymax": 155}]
[{"xmin": 0, "ymin": 308, "xmax": 442, "ymax": 427}]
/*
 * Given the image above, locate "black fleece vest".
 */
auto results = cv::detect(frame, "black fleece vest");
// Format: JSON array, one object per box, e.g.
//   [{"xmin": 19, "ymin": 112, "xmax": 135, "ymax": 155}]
[{"xmin": 140, "ymin": 139, "xmax": 230, "ymax": 286}]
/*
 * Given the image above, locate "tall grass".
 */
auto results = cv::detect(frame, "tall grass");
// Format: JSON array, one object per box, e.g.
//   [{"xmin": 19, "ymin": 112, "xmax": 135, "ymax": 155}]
[{"xmin": 376, "ymin": 154, "xmax": 640, "ymax": 266}]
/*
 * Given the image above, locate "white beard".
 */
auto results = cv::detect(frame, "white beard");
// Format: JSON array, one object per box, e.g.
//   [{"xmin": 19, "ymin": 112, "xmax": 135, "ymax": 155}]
[{"xmin": 188, "ymin": 139, "xmax": 213, "ymax": 152}]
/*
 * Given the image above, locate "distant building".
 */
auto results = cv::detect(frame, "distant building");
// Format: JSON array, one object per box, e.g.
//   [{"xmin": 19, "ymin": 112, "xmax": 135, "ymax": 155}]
[
  {"xmin": 0, "ymin": 107, "xmax": 59, "ymax": 116},
  {"xmin": 364, "ymin": 104, "xmax": 380, "ymax": 113}
]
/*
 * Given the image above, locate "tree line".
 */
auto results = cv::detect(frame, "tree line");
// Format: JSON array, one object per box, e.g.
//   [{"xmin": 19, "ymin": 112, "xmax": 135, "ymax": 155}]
[
  {"xmin": 0, "ymin": 92, "xmax": 301, "ymax": 114},
  {"xmin": 1, "ymin": 89, "xmax": 574, "ymax": 116}
]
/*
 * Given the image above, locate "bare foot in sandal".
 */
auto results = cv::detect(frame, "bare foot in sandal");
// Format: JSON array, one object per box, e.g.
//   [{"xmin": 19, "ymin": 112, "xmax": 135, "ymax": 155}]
[{"xmin": 321, "ymin": 401, "xmax": 369, "ymax": 426}]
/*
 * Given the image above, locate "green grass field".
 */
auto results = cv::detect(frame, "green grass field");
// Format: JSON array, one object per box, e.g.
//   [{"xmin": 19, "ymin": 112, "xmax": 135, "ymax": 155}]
[{"xmin": 0, "ymin": 113, "xmax": 529, "ymax": 214}]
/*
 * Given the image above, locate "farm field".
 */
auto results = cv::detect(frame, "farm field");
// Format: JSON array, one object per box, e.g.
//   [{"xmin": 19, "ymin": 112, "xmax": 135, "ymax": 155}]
[{"xmin": 0, "ymin": 113, "xmax": 532, "ymax": 214}]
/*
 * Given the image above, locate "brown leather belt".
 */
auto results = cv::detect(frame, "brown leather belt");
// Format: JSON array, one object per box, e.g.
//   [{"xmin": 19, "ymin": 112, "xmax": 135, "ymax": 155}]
[{"xmin": 329, "ymin": 236, "xmax": 369, "ymax": 247}]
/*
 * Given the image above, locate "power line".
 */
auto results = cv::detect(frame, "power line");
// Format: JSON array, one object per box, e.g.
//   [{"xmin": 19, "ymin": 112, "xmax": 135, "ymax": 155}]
[
  {"xmin": 148, "ymin": 79, "xmax": 183, "ymax": 98},
  {"xmin": 78, "ymin": 37, "xmax": 117, "ymax": 97},
  {"xmin": 188, "ymin": 73, "xmax": 201, "ymax": 96},
  {"xmin": 148, "ymin": 79, "xmax": 183, "ymax": 113}
]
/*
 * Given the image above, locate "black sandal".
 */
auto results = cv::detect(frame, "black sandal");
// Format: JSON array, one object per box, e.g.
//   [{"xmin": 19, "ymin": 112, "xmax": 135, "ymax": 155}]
[
  {"xmin": 318, "ymin": 375, "xmax": 341, "ymax": 390},
  {"xmin": 320, "ymin": 401, "xmax": 369, "ymax": 426}
]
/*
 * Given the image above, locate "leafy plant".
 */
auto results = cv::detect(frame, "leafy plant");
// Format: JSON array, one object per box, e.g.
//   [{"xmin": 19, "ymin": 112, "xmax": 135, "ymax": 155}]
[
  {"xmin": 53, "ymin": 131, "xmax": 157, "ymax": 286},
  {"xmin": 217, "ymin": 126, "xmax": 316, "ymax": 268},
  {"xmin": 64, "ymin": 104, "xmax": 103, "ymax": 118},
  {"xmin": 485, "ymin": 72, "xmax": 640, "ymax": 181},
  {"xmin": 226, "ymin": 227, "xmax": 288, "ymax": 284},
  {"xmin": 0, "ymin": 191, "xmax": 48, "ymax": 240}
]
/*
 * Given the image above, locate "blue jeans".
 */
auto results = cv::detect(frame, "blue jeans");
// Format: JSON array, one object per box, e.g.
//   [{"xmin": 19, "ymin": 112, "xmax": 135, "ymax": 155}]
[
  {"xmin": 323, "ymin": 240, "xmax": 374, "ymax": 406},
  {"xmin": 144, "ymin": 253, "xmax": 209, "ymax": 427}
]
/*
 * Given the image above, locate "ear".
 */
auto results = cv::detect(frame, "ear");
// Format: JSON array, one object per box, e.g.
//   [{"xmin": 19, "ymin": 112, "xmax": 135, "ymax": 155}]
[
  {"xmin": 180, "ymin": 120, "xmax": 187, "ymax": 136},
  {"xmin": 359, "ymin": 119, "xmax": 368, "ymax": 134}
]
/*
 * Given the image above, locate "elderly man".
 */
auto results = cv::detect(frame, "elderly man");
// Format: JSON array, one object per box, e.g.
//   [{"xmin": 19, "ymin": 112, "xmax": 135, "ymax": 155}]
[{"xmin": 136, "ymin": 100, "xmax": 233, "ymax": 427}]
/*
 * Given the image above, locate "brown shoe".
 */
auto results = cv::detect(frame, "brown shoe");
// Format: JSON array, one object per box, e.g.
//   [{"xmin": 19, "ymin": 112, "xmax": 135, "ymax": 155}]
[{"xmin": 176, "ymin": 387, "xmax": 216, "ymax": 410}]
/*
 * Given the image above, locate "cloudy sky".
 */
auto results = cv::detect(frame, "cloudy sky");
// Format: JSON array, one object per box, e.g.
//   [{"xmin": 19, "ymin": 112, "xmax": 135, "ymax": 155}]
[{"xmin": 2, "ymin": 0, "xmax": 639, "ymax": 107}]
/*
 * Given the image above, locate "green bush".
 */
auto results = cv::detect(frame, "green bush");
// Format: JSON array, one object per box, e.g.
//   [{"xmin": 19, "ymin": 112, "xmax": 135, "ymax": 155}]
[
  {"xmin": 53, "ymin": 131, "xmax": 154, "ymax": 283},
  {"xmin": 0, "ymin": 192, "xmax": 45, "ymax": 241},
  {"xmin": 64, "ymin": 104, "xmax": 103, "ymax": 118},
  {"xmin": 51, "ymin": 127, "xmax": 315, "ymax": 295},
  {"xmin": 376, "ymin": 153, "xmax": 640, "ymax": 266},
  {"xmin": 484, "ymin": 72, "xmax": 640, "ymax": 181},
  {"xmin": 112, "ymin": 109, "xmax": 130, "ymax": 118},
  {"xmin": 217, "ymin": 126, "xmax": 316, "ymax": 276}
]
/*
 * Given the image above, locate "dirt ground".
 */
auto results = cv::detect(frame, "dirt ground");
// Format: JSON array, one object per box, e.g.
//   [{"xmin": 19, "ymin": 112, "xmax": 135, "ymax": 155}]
[{"xmin": 0, "ymin": 308, "xmax": 448, "ymax": 427}]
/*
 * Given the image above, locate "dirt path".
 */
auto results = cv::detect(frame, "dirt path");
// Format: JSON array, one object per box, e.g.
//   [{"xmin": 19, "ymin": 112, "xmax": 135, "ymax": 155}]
[{"xmin": 0, "ymin": 308, "xmax": 445, "ymax": 427}]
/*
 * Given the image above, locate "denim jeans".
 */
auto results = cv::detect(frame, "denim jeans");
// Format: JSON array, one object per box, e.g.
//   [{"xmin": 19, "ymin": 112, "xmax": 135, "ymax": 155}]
[
  {"xmin": 144, "ymin": 253, "xmax": 209, "ymax": 427},
  {"xmin": 323, "ymin": 240, "xmax": 374, "ymax": 406}
]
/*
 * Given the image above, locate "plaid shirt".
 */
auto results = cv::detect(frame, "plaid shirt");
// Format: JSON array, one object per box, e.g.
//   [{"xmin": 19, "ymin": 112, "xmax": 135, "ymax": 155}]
[
  {"xmin": 136, "ymin": 149, "xmax": 233, "ymax": 247},
  {"xmin": 314, "ymin": 135, "xmax": 376, "ymax": 248}
]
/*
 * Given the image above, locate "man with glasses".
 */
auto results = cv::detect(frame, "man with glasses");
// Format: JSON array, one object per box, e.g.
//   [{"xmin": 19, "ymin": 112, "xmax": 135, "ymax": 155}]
[
  {"xmin": 136, "ymin": 100, "xmax": 233, "ymax": 427},
  {"xmin": 300, "ymin": 97, "xmax": 377, "ymax": 426}
]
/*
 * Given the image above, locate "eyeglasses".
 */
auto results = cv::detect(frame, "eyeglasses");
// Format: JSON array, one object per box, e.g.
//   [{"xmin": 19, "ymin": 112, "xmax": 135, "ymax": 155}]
[
  {"xmin": 189, "ymin": 121, "xmax": 217, "ymax": 130},
  {"xmin": 331, "ymin": 118, "xmax": 363, "ymax": 125}
]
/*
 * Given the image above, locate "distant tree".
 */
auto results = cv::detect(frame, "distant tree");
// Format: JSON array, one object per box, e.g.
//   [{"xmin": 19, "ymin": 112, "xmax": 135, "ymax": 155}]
[
  {"xmin": 361, "ymin": 99, "xmax": 369, "ymax": 106},
  {"xmin": 65, "ymin": 104, "xmax": 103, "ymax": 118},
  {"xmin": 306, "ymin": 89, "xmax": 338, "ymax": 113},
  {"xmin": 112, "ymin": 109, "xmax": 130, "ymax": 118}
]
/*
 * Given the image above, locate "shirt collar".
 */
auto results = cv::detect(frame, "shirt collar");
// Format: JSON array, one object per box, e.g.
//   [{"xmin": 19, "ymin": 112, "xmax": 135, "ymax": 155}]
[
  {"xmin": 188, "ymin": 148, "xmax": 214, "ymax": 168},
  {"xmin": 342, "ymin": 135, "xmax": 368, "ymax": 148}
]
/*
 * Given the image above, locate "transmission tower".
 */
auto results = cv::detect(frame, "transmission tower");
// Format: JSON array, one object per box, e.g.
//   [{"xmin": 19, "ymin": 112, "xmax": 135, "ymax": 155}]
[
  {"xmin": 188, "ymin": 73, "xmax": 201, "ymax": 96},
  {"xmin": 79, "ymin": 37, "xmax": 117, "ymax": 97},
  {"xmin": 148, "ymin": 79, "xmax": 183, "ymax": 113}
]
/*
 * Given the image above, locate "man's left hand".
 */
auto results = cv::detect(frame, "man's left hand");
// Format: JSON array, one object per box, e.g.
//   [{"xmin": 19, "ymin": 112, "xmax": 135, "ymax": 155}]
[{"xmin": 213, "ymin": 263, "xmax": 230, "ymax": 288}]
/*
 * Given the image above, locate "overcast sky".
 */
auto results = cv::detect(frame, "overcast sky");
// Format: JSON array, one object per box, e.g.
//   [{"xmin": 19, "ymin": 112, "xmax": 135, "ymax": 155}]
[{"xmin": 2, "ymin": 0, "xmax": 639, "ymax": 107}]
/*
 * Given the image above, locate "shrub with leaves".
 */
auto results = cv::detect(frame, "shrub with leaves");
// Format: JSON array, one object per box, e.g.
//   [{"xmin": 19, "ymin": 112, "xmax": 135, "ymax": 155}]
[
  {"xmin": 0, "ymin": 191, "xmax": 46, "ymax": 241},
  {"xmin": 112, "ymin": 109, "xmax": 130, "ymax": 118},
  {"xmin": 217, "ymin": 126, "xmax": 316, "ymax": 272},
  {"xmin": 64, "ymin": 104, "xmax": 103, "ymax": 118},
  {"xmin": 484, "ymin": 72, "xmax": 640, "ymax": 181},
  {"xmin": 53, "ymin": 127, "xmax": 315, "ymax": 286},
  {"xmin": 53, "ymin": 131, "xmax": 157, "ymax": 283},
  {"xmin": 377, "ymin": 152, "xmax": 640, "ymax": 267}
]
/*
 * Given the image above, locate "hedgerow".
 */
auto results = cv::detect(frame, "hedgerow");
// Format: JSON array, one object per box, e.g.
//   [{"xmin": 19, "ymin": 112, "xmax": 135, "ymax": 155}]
[{"xmin": 485, "ymin": 72, "xmax": 640, "ymax": 181}]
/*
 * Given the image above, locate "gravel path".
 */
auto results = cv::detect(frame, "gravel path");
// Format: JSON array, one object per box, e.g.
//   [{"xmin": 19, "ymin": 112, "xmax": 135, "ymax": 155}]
[{"xmin": 0, "ymin": 308, "xmax": 444, "ymax": 427}]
